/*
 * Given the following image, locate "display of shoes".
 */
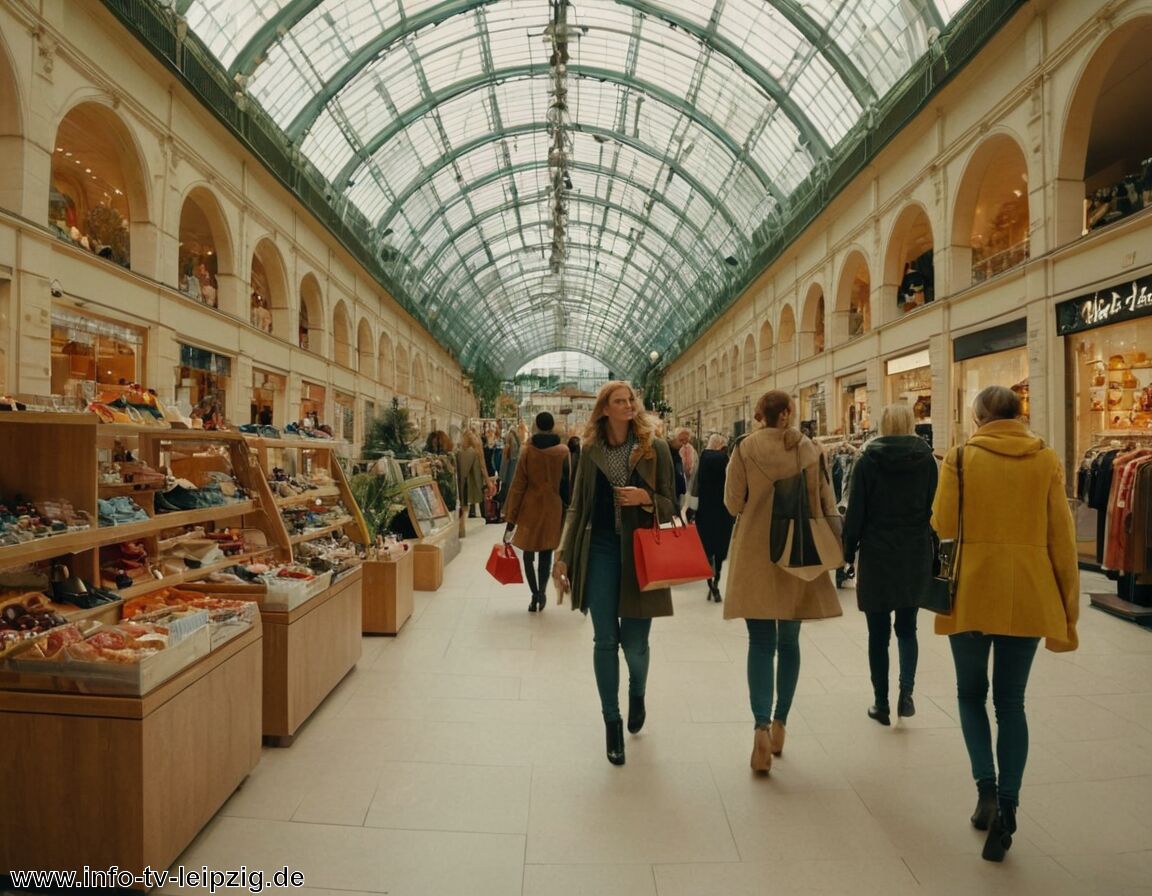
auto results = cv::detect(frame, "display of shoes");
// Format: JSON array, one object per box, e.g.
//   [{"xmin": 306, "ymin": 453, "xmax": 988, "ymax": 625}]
[{"xmin": 97, "ymin": 496, "xmax": 150, "ymax": 526}]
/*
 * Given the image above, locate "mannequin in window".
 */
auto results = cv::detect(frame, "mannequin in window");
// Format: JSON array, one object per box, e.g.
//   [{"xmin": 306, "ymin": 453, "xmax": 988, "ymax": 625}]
[
  {"xmin": 251, "ymin": 291, "xmax": 273, "ymax": 333},
  {"xmin": 258, "ymin": 405, "xmax": 273, "ymax": 426},
  {"xmin": 196, "ymin": 262, "xmax": 217, "ymax": 308},
  {"xmin": 898, "ymin": 261, "xmax": 927, "ymax": 312}
]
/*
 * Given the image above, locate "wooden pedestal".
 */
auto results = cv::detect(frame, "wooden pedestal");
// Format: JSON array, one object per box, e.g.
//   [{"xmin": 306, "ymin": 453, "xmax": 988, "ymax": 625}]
[
  {"xmin": 260, "ymin": 567, "xmax": 363, "ymax": 745},
  {"xmin": 0, "ymin": 624, "xmax": 264, "ymax": 880},
  {"xmin": 412, "ymin": 543, "xmax": 443, "ymax": 591},
  {"xmin": 362, "ymin": 552, "xmax": 414, "ymax": 635}
]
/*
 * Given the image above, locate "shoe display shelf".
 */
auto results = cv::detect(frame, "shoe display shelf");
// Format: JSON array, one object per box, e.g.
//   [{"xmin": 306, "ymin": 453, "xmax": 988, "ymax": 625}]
[
  {"xmin": 0, "ymin": 415, "xmax": 266, "ymax": 882},
  {"xmin": 398, "ymin": 475, "xmax": 459, "ymax": 592},
  {"xmin": 245, "ymin": 435, "xmax": 370, "ymax": 745}
]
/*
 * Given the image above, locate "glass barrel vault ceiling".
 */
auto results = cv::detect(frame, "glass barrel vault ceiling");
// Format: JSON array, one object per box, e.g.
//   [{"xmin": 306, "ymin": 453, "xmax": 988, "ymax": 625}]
[{"xmin": 176, "ymin": 0, "xmax": 969, "ymax": 377}]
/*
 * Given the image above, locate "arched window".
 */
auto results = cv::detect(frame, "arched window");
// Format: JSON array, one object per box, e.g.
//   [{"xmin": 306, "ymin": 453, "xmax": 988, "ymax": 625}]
[
  {"xmin": 357, "ymin": 319, "xmax": 374, "ymax": 375},
  {"xmin": 178, "ymin": 187, "xmax": 232, "ymax": 311},
  {"xmin": 777, "ymin": 305, "xmax": 796, "ymax": 365},
  {"xmin": 250, "ymin": 238, "xmax": 288, "ymax": 334},
  {"xmin": 886, "ymin": 205, "xmax": 935, "ymax": 317},
  {"xmin": 378, "ymin": 332, "xmax": 394, "ymax": 386},
  {"xmin": 836, "ymin": 252, "xmax": 871, "ymax": 340},
  {"xmin": 332, "ymin": 301, "xmax": 353, "ymax": 368},
  {"xmin": 953, "ymin": 135, "xmax": 1030, "ymax": 285},
  {"xmin": 299, "ymin": 273, "xmax": 324, "ymax": 353}
]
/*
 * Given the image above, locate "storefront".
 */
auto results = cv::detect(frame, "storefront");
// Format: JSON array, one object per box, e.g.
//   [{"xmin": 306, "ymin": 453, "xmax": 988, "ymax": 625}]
[
  {"xmin": 1057, "ymin": 273, "xmax": 1152, "ymax": 464},
  {"xmin": 798, "ymin": 381, "xmax": 827, "ymax": 436},
  {"xmin": 300, "ymin": 381, "xmax": 326, "ymax": 428},
  {"xmin": 951, "ymin": 317, "xmax": 1029, "ymax": 444},
  {"xmin": 177, "ymin": 343, "xmax": 232, "ymax": 423},
  {"xmin": 251, "ymin": 368, "xmax": 286, "ymax": 427},
  {"xmin": 836, "ymin": 372, "xmax": 870, "ymax": 437},
  {"xmin": 51, "ymin": 309, "xmax": 145, "ymax": 404},
  {"xmin": 885, "ymin": 347, "xmax": 932, "ymax": 434},
  {"xmin": 334, "ymin": 390, "xmax": 355, "ymax": 442}
]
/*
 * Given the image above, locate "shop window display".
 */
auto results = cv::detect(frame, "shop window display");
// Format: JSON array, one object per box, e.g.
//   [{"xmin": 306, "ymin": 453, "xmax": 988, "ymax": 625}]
[
  {"xmin": 177, "ymin": 344, "xmax": 231, "ymax": 424},
  {"xmin": 250, "ymin": 369, "xmax": 284, "ymax": 427},
  {"xmin": 335, "ymin": 391, "xmax": 355, "ymax": 442},
  {"xmin": 885, "ymin": 350, "xmax": 932, "ymax": 429},
  {"xmin": 49, "ymin": 113, "xmax": 132, "ymax": 268},
  {"xmin": 51, "ymin": 310, "xmax": 143, "ymax": 403},
  {"xmin": 838, "ymin": 377, "xmax": 870, "ymax": 436},
  {"xmin": 177, "ymin": 197, "xmax": 219, "ymax": 307},
  {"xmin": 953, "ymin": 349, "xmax": 1029, "ymax": 444},
  {"xmin": 799, "ymin": 382, "xmax": 827, "ymax": 436}
]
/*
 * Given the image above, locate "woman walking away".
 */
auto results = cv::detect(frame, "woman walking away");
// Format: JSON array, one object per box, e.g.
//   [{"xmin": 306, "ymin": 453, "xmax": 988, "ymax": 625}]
[
  {"xmin": 842, "ymin": 404, "xmax": 937, "ymax": 725},
  {"xmin": 553, "ymin": 382, "xmax": 676, "ymax": 766},
  {"xmin": 692, "ymin": 434, "xmax": 735, "ymax": 602},
  {"xmin": 457, "ymin": 429, "xmax": 494, "ymax": 519},
  {"xmin": 504, "ymin": 412, "xmax": 571, "ymax": 612},
  {"xmin": 934, "ymin": 385, "xmax": 1078, "ymax": 862},
  {"xmin": 725, "ymin": 391, "xmax": 843, "ymax": 774}
]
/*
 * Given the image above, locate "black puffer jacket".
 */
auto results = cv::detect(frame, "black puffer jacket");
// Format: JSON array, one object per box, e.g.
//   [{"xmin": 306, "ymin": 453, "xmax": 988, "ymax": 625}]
[{"xmin": 842, "ymin": 435, "xmax": 938, "ymax": 612}]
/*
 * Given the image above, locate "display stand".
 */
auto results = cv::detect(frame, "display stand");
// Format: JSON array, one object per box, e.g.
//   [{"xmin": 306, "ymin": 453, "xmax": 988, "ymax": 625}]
[
  {"xmin": 245, "ymin": 436, "xmax": 370, "ymax": 743},
  {"xmin": 399, "ymin": 476, "xmax": 457, "ymax": 590},
  {"xmin": 362, "ymin": 550, "xmax": 414, "ymax": 635},
  {"xmin": 0, "ymin": 624, "xmax": 262, "ymax": 880},
  {"xmin": 0, "ymin": 417, "xmax": 273, "ymax": 882}
]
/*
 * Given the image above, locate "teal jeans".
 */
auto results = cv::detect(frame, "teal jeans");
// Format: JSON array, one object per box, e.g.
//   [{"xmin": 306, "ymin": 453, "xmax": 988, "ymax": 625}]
[
  {"xmin": 585, "ymin": 530, "xmax": 652, "ymax": 722},
  {"xmin": 949, "ymin": 632, "xmax": 1040, "ymax": 807},
  {"xmin": 746, "ymin": 619, "xmax": 802, "ymax": 727}
]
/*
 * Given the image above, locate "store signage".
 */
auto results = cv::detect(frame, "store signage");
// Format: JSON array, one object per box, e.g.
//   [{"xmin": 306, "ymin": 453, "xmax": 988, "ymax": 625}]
[
  {"xmin": 1055, "ymin": 274, "xmax": 1152, "ymax": 335},
  {"xmin": 953, "ymin": 318, "xmax": 1026, "ymax": 362}
]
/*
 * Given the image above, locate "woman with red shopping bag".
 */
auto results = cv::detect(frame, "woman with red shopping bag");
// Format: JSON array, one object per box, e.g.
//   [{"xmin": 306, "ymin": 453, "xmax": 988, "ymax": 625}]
[
  {"xmin": 502, "ymin": 412, "xmax": 571, "ymax": 612},
  {"xmin": 552, "ymin": 382, "xmax": 676, "ymax": 766}
]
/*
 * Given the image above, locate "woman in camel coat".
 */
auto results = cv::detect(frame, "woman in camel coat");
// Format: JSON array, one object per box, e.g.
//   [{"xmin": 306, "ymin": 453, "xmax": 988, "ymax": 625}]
[
  {"xmin": 724, "ymin": 390, "xmax": 842, "ymax": 774},
  {"xmin": 503, "ymin": 412, "xmax": 571, "ymax": 612}
]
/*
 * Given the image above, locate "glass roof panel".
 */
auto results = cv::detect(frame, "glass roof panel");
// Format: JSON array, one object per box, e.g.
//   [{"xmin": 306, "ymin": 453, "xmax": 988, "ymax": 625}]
[{"xmin": 178, "ymin": 0, "xmax": 968, "ymax": 375}]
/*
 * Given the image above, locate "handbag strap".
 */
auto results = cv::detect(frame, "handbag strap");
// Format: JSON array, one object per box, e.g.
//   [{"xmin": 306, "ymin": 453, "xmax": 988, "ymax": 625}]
[{"xmin": 955, "ymin": 444, "xmax": 965, "ymax": 564}]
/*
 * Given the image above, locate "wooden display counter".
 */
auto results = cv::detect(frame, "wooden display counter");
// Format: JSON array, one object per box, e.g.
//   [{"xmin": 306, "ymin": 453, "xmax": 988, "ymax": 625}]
[
  {"xmin": 0, "ymin": 623, "xmax": 263, "ymax": 881},
  {"xmin": 362, "ymin": 552, "xmax": 413, "ymax": 635},
  {"xmin": 260, "ymin": 567, "xmax": 363, "ymax": 745}
]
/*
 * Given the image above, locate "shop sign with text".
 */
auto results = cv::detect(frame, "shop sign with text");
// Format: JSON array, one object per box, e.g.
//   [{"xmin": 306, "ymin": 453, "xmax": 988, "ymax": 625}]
[{"xmin": 1056, "ymin": 274, "xmax": 1152, "ymax": 335}]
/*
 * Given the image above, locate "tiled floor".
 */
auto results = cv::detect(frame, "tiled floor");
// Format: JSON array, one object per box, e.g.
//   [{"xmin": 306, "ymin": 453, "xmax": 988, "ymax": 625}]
[{"xmin": 161, "ymin": 521, "xmax": 1152, "ymax": 895}]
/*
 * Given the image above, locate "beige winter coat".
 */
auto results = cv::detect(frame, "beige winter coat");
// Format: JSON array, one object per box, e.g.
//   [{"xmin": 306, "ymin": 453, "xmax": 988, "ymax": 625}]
[{"xmin": 723, "ymin": 427, "xmax": 844, "ymax": 621}]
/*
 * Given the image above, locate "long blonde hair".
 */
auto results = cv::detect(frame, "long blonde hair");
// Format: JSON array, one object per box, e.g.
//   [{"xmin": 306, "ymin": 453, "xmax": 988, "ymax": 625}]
[
  {"xmin": 582, "ymin": 380, "xmax": 657, "ymax": 458},
  {"xmin": 459, "ymin": 428, "xmax": 483, "ymax": 453}
]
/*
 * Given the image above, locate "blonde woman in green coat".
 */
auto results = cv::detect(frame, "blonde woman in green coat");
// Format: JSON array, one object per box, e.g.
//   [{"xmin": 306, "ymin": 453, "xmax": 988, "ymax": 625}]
[{"xmin": 553, "ymin": 381, "xmax": 677, "ymax": 766}]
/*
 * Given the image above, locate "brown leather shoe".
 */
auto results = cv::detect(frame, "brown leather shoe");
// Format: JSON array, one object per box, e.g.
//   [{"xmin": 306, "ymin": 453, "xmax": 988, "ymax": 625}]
[
  {"xmin": 750, "ymin": 724, "xmax": 772, "ymax": 774},
  {"xmin": 769, "ymin": 720, "xmax": 786, "ymax": 756}
]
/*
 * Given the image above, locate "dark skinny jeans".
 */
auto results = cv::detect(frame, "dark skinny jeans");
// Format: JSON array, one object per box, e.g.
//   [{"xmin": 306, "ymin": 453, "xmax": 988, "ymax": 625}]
[
  {"xmin": 865, "ymin": 607, "xmax": 919, "ymax": 707},
  {"xmin": 745, "ymin": 619, "xmax": 802, "ymax": 727},
  {"xmin": 949, "ymin": 632, "xmax": 1040, "ymax": 807}
]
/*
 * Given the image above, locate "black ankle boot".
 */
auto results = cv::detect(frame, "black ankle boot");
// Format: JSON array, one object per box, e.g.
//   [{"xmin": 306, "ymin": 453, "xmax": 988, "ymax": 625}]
[
  {"xmin": 627, "ymin": 695, "xmax": 646, "ymax": 734},
  {"xmin": 971, "ymin": 780, "xmax": 998, "ymax": 830},
  {"xmin": 528, "ymin": 593, "xmax": 538, "ymax": 612},
  {"xmin": 897, "ymin": 689, "xmax": 915, "ymax": 718},
  {"xmin": 867, "ymin": 704, "xmax": 891, "ymax": 726},
  {"xmin": 606, "ymin": 719, "xmax": 625, "ymax": 765},
  {"xmin": 537, "ymin": 590, "xmax": 546, "ymax": 611},
  {"xmin": 982, "ymin": 802, "xmax": 1016, "ymax": 862}
]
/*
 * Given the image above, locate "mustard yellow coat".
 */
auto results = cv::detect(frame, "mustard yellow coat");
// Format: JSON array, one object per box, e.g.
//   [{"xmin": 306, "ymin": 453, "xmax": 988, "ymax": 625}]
[{"xmin": 931, "ymin": 420, "xmax": 1079, "ymax": 652}]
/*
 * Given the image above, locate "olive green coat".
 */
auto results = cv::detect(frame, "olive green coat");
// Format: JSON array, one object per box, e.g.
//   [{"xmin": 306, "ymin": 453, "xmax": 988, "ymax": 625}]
[
  {"xmin": 557, "ymin": 438, "xmax": 677, "ymax": 616},
  {"xmin": 456, "ymin": 446, "xmax": 487, "ymax": 506}
]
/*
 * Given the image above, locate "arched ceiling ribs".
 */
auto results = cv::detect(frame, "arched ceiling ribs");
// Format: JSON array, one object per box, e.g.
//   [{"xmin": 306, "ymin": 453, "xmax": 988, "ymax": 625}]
[
  {"xmin": 409, "ymin": 166, "xmax": 718, "ymax": 278},
  {"xmin": 618, "ymin": 0, "xmax": 868, "ymax": 152},
  {"xmin": 332, "ymin": 67, "xmax": 782, "ymax": 201},
  {"xmin": 375, "ymin": 121, "xmax": 745, "ymax": 238},
  {"xmin": 428, "ymin": 232, "xmax": 699, "ymax": 331}
]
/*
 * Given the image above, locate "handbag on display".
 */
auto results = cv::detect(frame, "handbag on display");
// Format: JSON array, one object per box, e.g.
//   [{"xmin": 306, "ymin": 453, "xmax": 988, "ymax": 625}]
[
  {"xmin": 922, "ymin": 446, "xmax": 965, "ymax": 615},
  {"xmin": 485, "ymin": 543, "xmax": 523, "ymax": 585},
  {"xmin": 633, "ymin": 505, "xmax": 714, "ymax": 592},
  {"xmin": 770, "ymin": 452, "xmax": 843, "ymax": 581}
]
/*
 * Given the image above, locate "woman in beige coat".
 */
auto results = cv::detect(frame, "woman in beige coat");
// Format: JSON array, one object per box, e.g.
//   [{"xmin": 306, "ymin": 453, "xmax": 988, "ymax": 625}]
[
  {"xmin": 457, "ymin": 429, "xmax": 494, "ymax": 518},
  {"xmin": 725, "ymin": 390, "xmax": 842, "ymax": 774},
  {"xmin": 503, "ymin": 412, "xmax": 571, "ymax": 612}
]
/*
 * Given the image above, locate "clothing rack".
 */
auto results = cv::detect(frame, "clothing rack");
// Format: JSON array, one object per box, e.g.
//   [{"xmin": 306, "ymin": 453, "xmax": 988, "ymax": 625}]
[{"xmin": 1084, "ymin": 435, "xmax": 1152, "ymax": 626}]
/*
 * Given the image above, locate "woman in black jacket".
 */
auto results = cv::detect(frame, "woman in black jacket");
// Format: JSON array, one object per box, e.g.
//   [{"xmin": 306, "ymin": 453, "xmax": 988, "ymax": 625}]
[
  {"xmin": 842, "ymin": 403, "xmax": 938, "ymax": 725},
  {"xmin": 690, "ymin": 434, "xmax": 735, "ymax": 602}
]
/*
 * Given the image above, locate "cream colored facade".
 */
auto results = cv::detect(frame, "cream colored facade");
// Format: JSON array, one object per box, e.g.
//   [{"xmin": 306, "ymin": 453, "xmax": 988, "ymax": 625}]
[
  {"xmin": 0, "ymin": 2, "xmax": 477, "ymax": 448},
  {"xmin": 665, "ymin": 0, "xmax": 1152, "ymax": 472}
]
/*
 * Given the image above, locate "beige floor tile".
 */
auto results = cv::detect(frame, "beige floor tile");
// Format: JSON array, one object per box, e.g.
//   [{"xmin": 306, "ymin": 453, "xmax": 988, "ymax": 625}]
[
  {"xmin": 167, "ymin": 816, "xmax": 524, "ymax": 894},
  {"xmin": 901, "ymin": 853, "xmax": 1090, "ymax": 895},
  {"xmin": 526, "ymin": 762, "xmax": 739, "ymax": 864},
  {"xmin": 365, "ymin": 761, "xmax": 531, "ymax": 833},
  {"xmin": 523, "ymin": 864, "xmax": 657, "ymax": 896},
  {"xmin": 652, "ymin": 857, "xmax": 921, "ymax": 896}
]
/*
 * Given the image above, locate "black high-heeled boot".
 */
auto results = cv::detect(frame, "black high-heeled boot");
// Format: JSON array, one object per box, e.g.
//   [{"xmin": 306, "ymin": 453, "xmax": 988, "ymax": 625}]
[
  {"xmin": 627, "ymin": 695, "xmax": 646, "ymax": 734},
  {"xmin": 605, "ymin": 719, "xmax": 625, "ymax": 765},
  {"xmin": 982, "ymin": 802, "xmax": 1016, "ymax": 862},
  {"xmin": 971, "ymin": 779, "xmax": 998, "ymax": 830}
]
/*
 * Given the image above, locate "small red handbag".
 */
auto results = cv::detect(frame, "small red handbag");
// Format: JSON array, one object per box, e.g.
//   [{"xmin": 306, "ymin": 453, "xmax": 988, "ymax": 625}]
[
  {"xmin": 485, "ymin": 543, "xmax": 524, "ymax": 585},
  {"xmin": 633, "ymin": 509, "xmax": 714, "ymax": 592}
]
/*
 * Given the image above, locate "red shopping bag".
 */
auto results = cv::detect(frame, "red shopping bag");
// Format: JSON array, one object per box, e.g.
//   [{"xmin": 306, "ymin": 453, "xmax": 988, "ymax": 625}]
[
  {"xmin": 633, "ymin": 513, "xmax": 714, "ymax": 591},
  {"xmin": 486, "ymin": 543, "xmax": 524, "ymax": 584}
]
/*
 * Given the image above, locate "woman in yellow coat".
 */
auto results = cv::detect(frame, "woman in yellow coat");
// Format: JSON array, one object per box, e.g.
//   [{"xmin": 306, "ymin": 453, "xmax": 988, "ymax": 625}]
[{"xmin": 932, "ymin": 385, "xmax": 1078, "ymax": 863}]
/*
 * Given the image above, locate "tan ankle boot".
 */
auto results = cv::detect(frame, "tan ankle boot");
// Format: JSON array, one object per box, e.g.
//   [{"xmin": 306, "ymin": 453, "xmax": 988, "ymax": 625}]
[
  {"xmin": 751, "ymin": 724, "xmax": 772, "ymax": 773},
  {"xmin": 769, "ymin": 720, "xmax": 786, "ymax": 756}
]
